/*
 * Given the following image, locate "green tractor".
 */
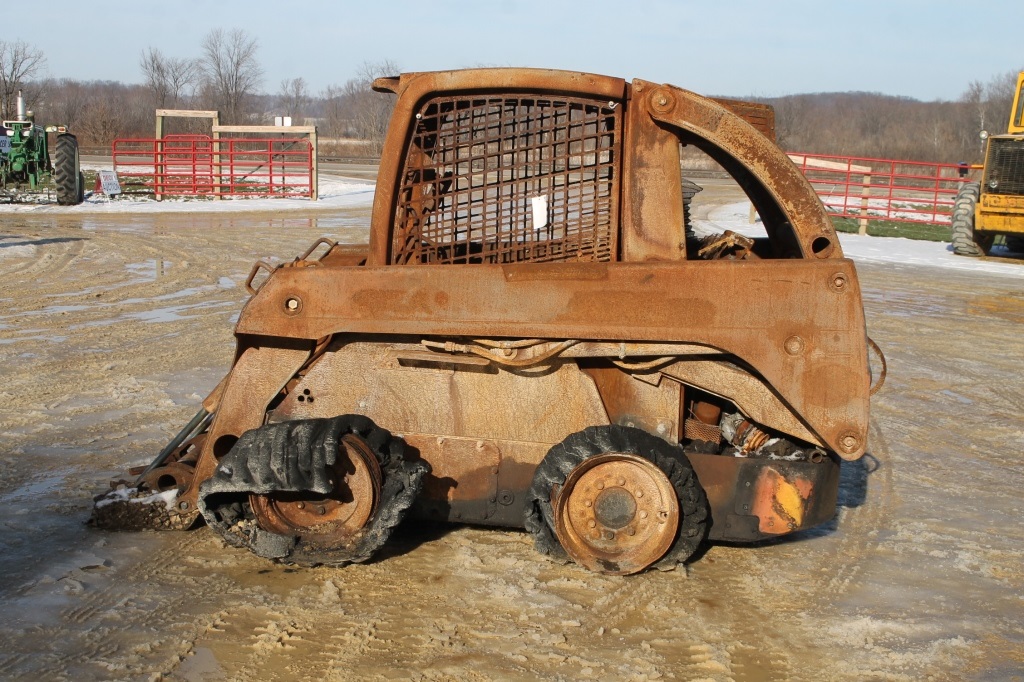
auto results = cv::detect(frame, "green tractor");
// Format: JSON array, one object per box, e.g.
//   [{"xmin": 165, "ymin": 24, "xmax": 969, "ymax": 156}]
[{"xmin": 1, "ymin": 91, "xmax": 83, "ymax": 205}]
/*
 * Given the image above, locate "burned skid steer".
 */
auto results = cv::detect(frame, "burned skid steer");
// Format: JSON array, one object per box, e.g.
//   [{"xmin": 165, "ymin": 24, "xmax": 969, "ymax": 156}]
[{"xmin": 93, "ymin": 69, "xmax": 880, "ymax": 575}]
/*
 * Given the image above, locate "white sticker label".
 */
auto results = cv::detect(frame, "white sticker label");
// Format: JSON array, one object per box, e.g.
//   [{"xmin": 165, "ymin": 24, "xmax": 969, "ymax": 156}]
[{"xmin": 531, "ymin": 195, "xmax": 548, "ymax": 230}]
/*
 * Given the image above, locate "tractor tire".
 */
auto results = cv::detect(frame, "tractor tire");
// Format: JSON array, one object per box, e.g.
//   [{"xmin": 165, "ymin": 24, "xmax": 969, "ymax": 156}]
[
  {"xmin": 525, "ymin": 425, "xmax": 709, "ymax": 574},
  {"xmin": 198, "ymin": 415, "xmax": 428, "ymax": 567},
  {"xmin": 54, "ymin": 134, "xmax": 83, "ymax": 206},
  {"xmin": 950, "ymin": 182, "xmax": 991, "ymax": 257}
]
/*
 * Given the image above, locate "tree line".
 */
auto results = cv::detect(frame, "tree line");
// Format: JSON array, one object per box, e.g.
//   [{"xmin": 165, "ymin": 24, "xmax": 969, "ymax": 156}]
[
  {"xmin": 1, "ymin": 31, "xmax": 396, "ymax": 155},
  {"xmin": 762, "ymin": 69, "xmax": 1021, "ymax": 164},
  {"xmin": 1, "ymin": 33, "xmax": 1019, "ymax": 163}
]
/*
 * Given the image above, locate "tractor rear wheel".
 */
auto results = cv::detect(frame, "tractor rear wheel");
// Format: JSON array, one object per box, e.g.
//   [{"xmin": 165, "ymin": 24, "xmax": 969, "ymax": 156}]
[
  {"xmin": 525, "ymin": 425, "xmax": 708, "ymax": 575},
  {"xmin": 950, "ymin": 182, "xmax": 991, "ymax": 256},
  {"xmin": 198, "ymin": 415, "xmax": 428, "ymax": 566},
  {"xmin": 55, "ymin": 134, "xmax": 83, "ymax": 206}
]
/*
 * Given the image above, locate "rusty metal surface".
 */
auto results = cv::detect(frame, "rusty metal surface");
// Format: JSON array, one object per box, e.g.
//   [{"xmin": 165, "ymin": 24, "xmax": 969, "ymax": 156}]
[
  {"xmin": 553, "ymin": 453, "xmax": 680, "ymax": 575},
  {"xmin": 635, "ymin": 79, "xmax": 840, "ymax": 260},
  {"xmin": 688, "ymin": 451, "xmax": 841, "ymax": 542},
  {"xmin": 236, "ymin": 259, "xmax": 869, "ymax": 459}
]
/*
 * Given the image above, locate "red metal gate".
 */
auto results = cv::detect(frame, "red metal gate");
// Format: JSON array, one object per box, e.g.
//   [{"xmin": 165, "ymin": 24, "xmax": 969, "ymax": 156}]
[
  {"xmin": 112, "ymin": 135, "xmax": 314, "ymax": 199},
  {"xmin": 788, "ymin": 152, "xmax": 969, "ymax": 227}
]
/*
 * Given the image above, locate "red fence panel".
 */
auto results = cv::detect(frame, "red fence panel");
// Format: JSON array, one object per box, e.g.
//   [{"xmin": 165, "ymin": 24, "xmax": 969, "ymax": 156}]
[
  {"xmin": 788, "ymin": 152, "xmax": 969, "ymax": 226},
  {"xmin": 112, "ymin": 136, "xmax": 314, "ymax": 199}
]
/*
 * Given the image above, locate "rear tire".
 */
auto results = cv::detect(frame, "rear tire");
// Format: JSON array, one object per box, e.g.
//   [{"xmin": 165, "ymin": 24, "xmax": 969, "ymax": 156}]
[
  {"xmin": 525, "ymin": 425, "xmax": 709, "ymax": 574},
  {"xmin": 950, "ymin": 182, "xmax": 990, "ymax": 256},
  {"xmin": 54, "ymin": 134, "xmax": 83, "ymax": 206}
]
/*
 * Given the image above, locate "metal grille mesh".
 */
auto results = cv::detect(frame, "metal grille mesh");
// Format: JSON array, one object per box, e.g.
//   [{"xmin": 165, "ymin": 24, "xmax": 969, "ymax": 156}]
[
  {"xmin": 392, "ymin": 95, "xmax": 621, "ymax": 264},
  {"xmin": 986, "ymin": 138, "xmax": 1024, "ymax": 196}
]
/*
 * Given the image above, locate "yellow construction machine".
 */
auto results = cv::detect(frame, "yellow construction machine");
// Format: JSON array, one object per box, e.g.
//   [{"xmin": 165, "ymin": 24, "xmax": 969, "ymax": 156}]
[{"xmin": 952, "ymin": 71, "xmax": 1024, "ymax": 256}]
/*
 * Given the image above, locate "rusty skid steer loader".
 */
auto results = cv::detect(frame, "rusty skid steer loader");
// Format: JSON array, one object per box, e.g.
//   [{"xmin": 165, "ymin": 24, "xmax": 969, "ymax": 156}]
[{"xmin": 92, "ymin": 69, "xmax": 880, "ymax": 575}]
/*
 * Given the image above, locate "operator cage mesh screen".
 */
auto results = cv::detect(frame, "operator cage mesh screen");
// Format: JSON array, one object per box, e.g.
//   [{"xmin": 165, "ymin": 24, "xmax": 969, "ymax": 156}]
[{"xmin": 391, "ymin": 94, "xmax": 622, "ymax": 264}]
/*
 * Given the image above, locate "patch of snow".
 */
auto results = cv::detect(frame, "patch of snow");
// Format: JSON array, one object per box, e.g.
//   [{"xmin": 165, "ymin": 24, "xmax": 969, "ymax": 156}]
[
  {"xmin": 94, "ymin": 486, "xmax": 179, "ymax": 509},
  {"xmin": 699, "ymin": 201, "xmax": 1024, "ymax": 279},
  {"xmin": 0, "ymin": 172, "xmax": 375, "ymax": 215}
]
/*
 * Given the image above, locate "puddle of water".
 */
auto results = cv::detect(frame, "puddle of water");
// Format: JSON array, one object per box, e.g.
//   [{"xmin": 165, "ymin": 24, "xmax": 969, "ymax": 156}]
[
  {"xmin": 939, "ymin": 389, "xmax": 974, "ymax": 405},
  {"xmin": 71, "ymin": 300, "xmax": 237, "ymax": 327},
  {"xmin": 125, "ymin": 259, "xmax": 174, "ymax": 282}
]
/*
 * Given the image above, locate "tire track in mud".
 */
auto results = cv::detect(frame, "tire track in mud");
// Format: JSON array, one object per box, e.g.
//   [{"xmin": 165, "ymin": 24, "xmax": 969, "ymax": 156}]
[
  {"xmin": 2, "ymin": 532, "xmax": 211, "ymax": 680},
  {"xmin": 0, "ymin": 231, "xmax": 86, "ymax": 282}
]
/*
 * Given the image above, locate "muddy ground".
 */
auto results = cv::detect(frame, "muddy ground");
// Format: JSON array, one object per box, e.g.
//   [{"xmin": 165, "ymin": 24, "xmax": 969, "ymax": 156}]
[{"xmin": 0, "ymin": 187, "xmax": 1022, "ymax": 681}]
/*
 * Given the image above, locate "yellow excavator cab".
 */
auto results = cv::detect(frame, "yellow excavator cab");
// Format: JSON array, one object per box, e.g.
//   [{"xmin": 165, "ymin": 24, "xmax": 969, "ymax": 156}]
[{"xmin": 1008, "ymin": 71, "xmax": 1024, "ymax": 135}]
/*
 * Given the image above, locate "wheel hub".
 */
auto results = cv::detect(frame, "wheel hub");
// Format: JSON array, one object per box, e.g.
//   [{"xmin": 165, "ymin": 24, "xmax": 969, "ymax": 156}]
[
  {"xmin": 250, "ymin": 433, "xmax": 382, "ymax": 545},
  {"xmin": 553, "ymin": 452, "xmax": 680, "ymax": 575}
]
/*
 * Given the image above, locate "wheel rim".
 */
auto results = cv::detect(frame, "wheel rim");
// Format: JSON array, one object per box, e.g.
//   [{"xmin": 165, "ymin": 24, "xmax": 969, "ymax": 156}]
[
  {"xmin": 250, "ymin": 433, "xmax": 382, "ymax": 544},
  {"xmin": 552, "ymin": 453, "xmax": 680, "ymax": 575}
]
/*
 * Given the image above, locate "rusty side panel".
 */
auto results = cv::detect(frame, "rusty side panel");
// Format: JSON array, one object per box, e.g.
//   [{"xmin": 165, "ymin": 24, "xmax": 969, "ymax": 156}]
[
  {"xmin": 620, "ymin": 86, "xmax": 685, "ymax": 262},
  {"xmin": 635, "ymin": 79, "xmax": 839, "ymax": 259},
  {"xmin": 263, "ymin": 339, "xmax": 610, "ymax": 525},
  {"xmin": 177, "ymin": 341, "xmax": 312, "ymax": 515},
  {"xmin": 583, "ymin": 365, "xmax": 681, "ymax": 442},
  {"xmin": 687, "ymin": 452, "xmax": 841, "ymax": 542},
  {"xmin": 235, "ymin": 258, "xmax": 870, "ymax": 459}
]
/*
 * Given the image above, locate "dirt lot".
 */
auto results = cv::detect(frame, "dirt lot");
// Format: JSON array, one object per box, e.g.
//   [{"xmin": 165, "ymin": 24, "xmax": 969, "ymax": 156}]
[{"xmin": 1, "ymin": 193, "xmax": 1022, "ymax": 681}]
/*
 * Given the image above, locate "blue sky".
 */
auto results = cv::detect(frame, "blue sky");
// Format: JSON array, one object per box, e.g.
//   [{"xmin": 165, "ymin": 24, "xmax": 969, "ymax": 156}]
[{"xmin": 12, "ymin": 0, "xmax": 1022, "ymax": 100}]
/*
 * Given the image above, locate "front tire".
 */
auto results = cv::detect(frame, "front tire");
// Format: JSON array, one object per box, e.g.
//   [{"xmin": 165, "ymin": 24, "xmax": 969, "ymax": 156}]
[
  {"xmin": 525, "ymin": 425, "xmax": 708, "ymax": 575},
  {"xmin": 950, "ymin": 182, "xmax": 990, "ymax": 256},
  {"xmin": 198, "ymin": 415, "xmax": 428, "ymax": 566},
  {"xmin": 54, "ymin": 134, "xmax": 83, "ymax": 206}
]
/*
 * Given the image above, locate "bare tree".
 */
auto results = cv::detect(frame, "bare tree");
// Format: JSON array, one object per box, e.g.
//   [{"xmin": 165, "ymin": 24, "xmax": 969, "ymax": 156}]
[
  {"xmin": 320, "ymin": 83, "xmax": 348, "ymax": 139},
  {"xmin": 198, "ymin": 28, "xmax": 264, "ymax": 123},
  {"xmin": 337, "ymin": 59, "xmax": 399, "ymax": 155},
  {"xmin": 278, "ymin": 77, "xmax": 308, "ymax": 123},
  {"xmin": 0, "ymin": 40, "xmax": 47, "ymax": 120},
  {"xmin": 141, "ymin": 47, "xmax": 199, "ymax": 109}
]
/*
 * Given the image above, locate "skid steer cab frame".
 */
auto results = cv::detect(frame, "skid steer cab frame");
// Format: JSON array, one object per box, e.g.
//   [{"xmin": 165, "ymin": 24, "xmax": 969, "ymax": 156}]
[{"xmin": 93, "ymin": 69, "xmax": 873, "ymax": 576}]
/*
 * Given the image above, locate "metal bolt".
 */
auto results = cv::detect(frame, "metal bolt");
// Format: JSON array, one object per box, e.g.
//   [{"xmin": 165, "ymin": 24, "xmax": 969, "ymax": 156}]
[
  {"xmin": 585, "ymin": 499, "xmax": 593, "ymax": 507},
  {"xmin": 639, "ymin": 511, "xmax": 648, "ymax": 519},
  {"xmin": 285, "ymin": 297, "xmax": 300, "ymax": 311},
  {"xmin": 178, "ymin": 501, "xmax": 190, "ymax": 511},
  {"xmin": 588, "ymin": 519, "xmax": 597, "ymax": 528},
  {"xmin": 596, "ymin": 481, "xmax": 605, "ymax": 490},
  {"xmin": 317, "ymin": 506, "xmax": 326, "ymax": 515},
  {"xmin": 841, "ymin": 434, "xmax": 859, "ymax": 451},
  {"xmin": 785, "ymin": 335, "xmax": 805, "ymax": 355},
  {"xmin": 833, "ymin": 275, "xmax": 847, "ymax": 290},
  {"xmin": 616, "ymin": 477, "xmax": 625, "ymax": 486},
  {"xmin": 604, "ymin": 531, "xmax": 615, "ymax": 540},
  {"xmin": 627, "ymin": 528, "xmax": 636, "ymax": 537},
  {"xmin": 297, "ymin": 502, "xmax": 305, "ymax": 510},
  {"xmin": 636, "ymin": 489, "xmax": 644, "ymax": 499}
]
